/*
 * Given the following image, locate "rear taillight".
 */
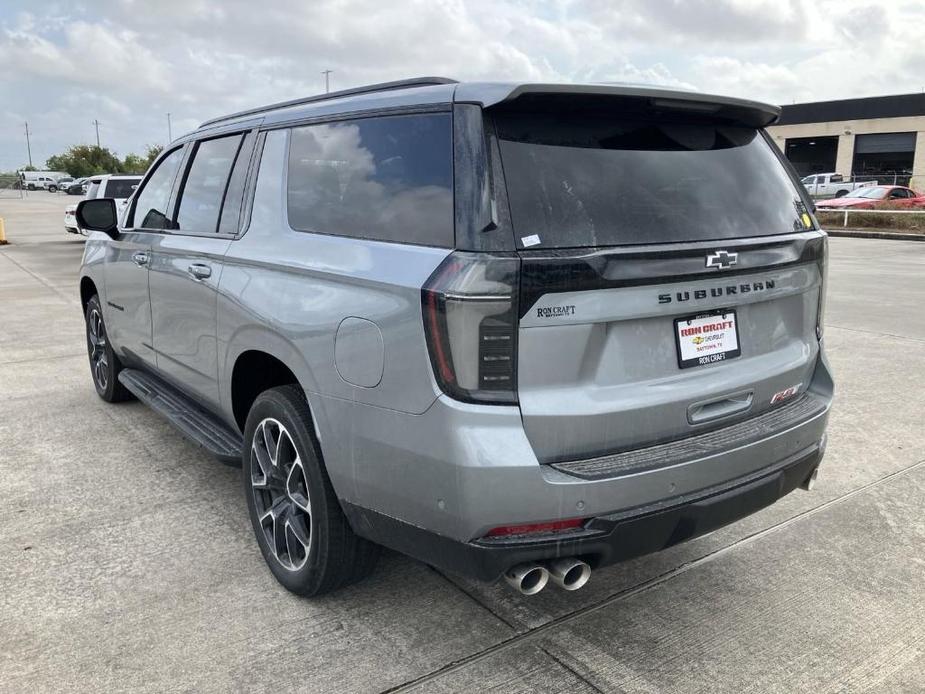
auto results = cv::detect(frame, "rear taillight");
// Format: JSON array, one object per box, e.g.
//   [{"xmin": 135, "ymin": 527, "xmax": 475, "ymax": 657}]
[
  {"xmin": 816, "ymin": 235, "xmax": 828, "ymax": 339},
  {"xmin": 422, "ymin": 251, "xmax": 519, "ymax": 404}
]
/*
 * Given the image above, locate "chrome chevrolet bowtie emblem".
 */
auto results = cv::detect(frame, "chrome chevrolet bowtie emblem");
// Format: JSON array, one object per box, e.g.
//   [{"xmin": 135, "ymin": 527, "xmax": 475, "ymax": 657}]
[{"xmin": 706, "ymin": 250, "xmax": 738, "ymax": 269}]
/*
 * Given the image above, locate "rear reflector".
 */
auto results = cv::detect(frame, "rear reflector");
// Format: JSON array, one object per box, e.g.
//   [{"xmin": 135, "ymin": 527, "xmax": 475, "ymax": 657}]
[{"xmin": 485, "ymin": 518, "xmax": 586, "ymax": 538}]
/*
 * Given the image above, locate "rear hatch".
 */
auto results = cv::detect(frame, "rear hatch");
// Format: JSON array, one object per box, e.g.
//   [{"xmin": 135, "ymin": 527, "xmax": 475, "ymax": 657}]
[{"xmin": 491, "ymin": 103, "xmax": 825, "ymax": 463}]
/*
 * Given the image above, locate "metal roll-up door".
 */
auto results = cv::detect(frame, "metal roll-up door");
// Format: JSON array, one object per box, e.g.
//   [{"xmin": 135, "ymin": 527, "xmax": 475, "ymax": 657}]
[{"xmin": 854, "ymin": 132, "xmax": 916, "ymax": 154}]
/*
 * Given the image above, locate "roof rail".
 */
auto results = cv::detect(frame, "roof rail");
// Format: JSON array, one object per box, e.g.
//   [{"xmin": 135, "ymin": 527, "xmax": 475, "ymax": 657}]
[{"xmin": 199, "ymin": 76, "xmax": 458, "ymax": 127}]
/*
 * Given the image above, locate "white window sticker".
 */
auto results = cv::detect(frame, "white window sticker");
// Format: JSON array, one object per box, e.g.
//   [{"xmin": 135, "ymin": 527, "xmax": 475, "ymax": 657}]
[{"xmin": 521, "ymin": 234, "xmax": 541, "ymax": 248}]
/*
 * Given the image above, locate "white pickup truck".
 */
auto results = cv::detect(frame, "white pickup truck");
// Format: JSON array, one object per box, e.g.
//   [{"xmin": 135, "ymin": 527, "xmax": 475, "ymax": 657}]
[
  {"xmin": 801, "ymin": 173, "xmax": 877, "ymax": 199},
  {"xmin": 19, "ymin": 170, "xmax": 69, "ymax": 192}
]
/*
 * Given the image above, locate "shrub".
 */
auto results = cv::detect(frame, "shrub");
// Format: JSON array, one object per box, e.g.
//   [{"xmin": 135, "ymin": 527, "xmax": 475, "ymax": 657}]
[{"xmin": 815, "ymin": 205, "xmax": 925, "ymax": 232}]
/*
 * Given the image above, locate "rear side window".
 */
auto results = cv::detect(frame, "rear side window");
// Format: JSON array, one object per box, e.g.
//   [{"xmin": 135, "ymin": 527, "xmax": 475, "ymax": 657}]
[
  {"xmin": 218, "ymin": 131, "xmax": 257, "ymax": 235},
  {"xmin": 103, "ymin": 178, "xmax": 139, "ymax": 199},
  {"xmin": 133, "ymin": 148, "xmax": 184, "ymax": 229},
  {"xmin": 495, "ymin": 112, "xmax": 809, "ymax": 248},
  {"xmin": 175, "ymin": 134, "xmax": 244, "ymax": 233},
  {"xmin": 287, "ymin": 113, "xmax": 453, "ymax": 246}
]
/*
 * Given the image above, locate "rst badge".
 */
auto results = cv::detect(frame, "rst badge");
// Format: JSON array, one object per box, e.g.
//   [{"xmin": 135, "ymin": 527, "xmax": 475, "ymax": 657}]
[{"xmin": 771, "ymin": 383, "xmax": 803, "ymax": 405}]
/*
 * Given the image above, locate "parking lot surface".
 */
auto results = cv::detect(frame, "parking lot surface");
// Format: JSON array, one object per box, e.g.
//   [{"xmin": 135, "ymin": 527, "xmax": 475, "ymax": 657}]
[{"xmin": 1, "ymin": 194, "xmax": 923, "ymax": 693}]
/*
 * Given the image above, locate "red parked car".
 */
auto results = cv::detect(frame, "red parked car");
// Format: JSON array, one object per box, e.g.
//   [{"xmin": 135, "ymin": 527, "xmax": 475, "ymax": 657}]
[{"xmin": 815, "ymin": 185, "xmax": 925, "ymax": 209}]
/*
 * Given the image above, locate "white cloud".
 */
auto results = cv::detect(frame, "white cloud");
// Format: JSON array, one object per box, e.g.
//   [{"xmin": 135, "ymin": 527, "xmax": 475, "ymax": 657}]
[{"xmin": 1, "ymin": 0, "xmax": 923, "ymax": 170}]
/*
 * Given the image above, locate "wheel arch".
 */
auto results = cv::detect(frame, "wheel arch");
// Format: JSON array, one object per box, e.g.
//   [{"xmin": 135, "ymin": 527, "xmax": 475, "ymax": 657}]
[
  {"xmin": 79, "ymin": 276, "xmax": 98, "ymax": 312},
  {"xmin": 231, "ymin": 350, "xmax": 306, "ymax": 432}
]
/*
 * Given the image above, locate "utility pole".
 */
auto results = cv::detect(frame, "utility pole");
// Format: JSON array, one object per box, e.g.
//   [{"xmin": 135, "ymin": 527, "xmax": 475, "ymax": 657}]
[
  {"xmin": 93, "ymin": 119, "xmax": 101, "ymax": 148},
  {"xmin": 24, "ymin": 122, "xmax": 33, "ymax": 167},
  {"xmin": 322, "ymin": 69, "xmax": 332, "ymax": 93},
  {"xmin": 167, "ymin": 112, "xmax": 172, "ymax": 142}
]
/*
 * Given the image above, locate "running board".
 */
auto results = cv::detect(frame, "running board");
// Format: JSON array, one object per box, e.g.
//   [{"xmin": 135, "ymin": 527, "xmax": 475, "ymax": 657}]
[{"xmin": 118, "ymin": 368, "xmax": 243, "ymax": 465}]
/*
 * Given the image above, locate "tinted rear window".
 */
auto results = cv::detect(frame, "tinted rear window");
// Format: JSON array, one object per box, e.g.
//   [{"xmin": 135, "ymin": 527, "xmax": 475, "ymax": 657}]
[
  {"xmin": 495, "ymin": 112, "xmax": 808, "ymax": 249},
  {"xmin": 104, "ymin": 178, "xmax": 140, "ymax": 199},
  {"xmin": 287, "ymin": 113, "xmax": 453, "ymax": 246}
]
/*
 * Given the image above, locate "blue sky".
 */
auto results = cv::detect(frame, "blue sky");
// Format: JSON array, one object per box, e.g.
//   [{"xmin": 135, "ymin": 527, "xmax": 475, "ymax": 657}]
[{"xmin": 2, "ymin": 0, "xmax": 923, "ymax": 171}]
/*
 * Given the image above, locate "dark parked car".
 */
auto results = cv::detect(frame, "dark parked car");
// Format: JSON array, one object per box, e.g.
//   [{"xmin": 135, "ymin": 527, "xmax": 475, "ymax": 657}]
[{"xmin": 66, "ymin": 177, "xmax": 89, "ymax": 195}]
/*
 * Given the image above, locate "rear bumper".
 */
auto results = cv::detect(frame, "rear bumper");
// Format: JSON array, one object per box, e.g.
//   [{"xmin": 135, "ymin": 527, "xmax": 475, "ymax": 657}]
[
  {"xmin": 319, "ymin": 351, "xmax": 833, "ymax": 576},
  {"xmin": 343, "ymin": 441, "xmax": 823, "ymax": 582}
]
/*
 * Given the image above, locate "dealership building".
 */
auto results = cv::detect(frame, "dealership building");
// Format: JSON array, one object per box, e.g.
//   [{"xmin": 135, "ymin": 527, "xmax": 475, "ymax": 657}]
[{"xmin": 766, "ymin": 93, "xmax": 925, "ymax": 189}]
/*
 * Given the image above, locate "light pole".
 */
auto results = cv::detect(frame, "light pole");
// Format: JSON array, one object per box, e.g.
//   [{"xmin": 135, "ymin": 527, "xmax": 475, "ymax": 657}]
[
  {"xmin": 93, "ymin": 119, "xmax": 101, "ymax": 148},
  {"xmin": 167, "ymin": 112, "xmax": 172, "ymax": 142},
  {"xmin": 322, "ymin": 69, "xmax": 333, "ymax": 94},
  {"xmin": 24, "ymin": 122, "xmax": 32, "ymax": 167}
]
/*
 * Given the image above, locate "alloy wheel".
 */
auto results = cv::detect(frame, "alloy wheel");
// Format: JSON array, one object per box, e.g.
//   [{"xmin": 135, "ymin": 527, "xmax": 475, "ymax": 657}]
[
  {"xmin": 250, "ymin": 418, "xmax": 313, "ymax": 571},
  {"xmin": 87, "ymin": 307, "xmax": 109, "ymax": 390}
]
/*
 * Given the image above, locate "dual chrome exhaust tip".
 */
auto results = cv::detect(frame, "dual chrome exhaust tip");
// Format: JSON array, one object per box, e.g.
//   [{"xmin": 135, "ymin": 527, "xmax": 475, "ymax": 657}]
[{"xmin": 504, "ymin": 558, "xmax": 592, "ymax": 595}]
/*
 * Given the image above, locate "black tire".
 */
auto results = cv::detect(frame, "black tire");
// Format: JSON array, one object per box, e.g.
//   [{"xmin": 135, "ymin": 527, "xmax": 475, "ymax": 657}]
[
  {"xmin": 85, "ymin": 295, "xmax": 133, "ymax": 402},
  {"xmin": 835, "ymin": 189, "xmax": 849, "ymax": 197},
  {"xmin": 242, "ymin": 385, "xmax": 380, "ymax": 596},
  {"xmin": 48, "ymin": 185, "xmax": 58, "ymax": 193},
  {"xmin": 27, "ymin": 184, "xmax": 35, "ymax": 191}
]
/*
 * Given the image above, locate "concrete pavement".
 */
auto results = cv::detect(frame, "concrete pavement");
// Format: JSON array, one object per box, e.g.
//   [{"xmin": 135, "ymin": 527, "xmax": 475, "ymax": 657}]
[{"xmin": 1, "ymin": 194, "xmax": 923, "ymax": 693}]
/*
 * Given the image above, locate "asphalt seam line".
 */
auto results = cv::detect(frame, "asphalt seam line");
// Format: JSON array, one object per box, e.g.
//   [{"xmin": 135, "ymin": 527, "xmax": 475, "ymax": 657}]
[
  {"xmin": 426, "ymin": 564, "xmax": 519, "ymax": 631},
  {"xmin": 385, "ymin": 456, "xmax": 925, "ymax": 693},
  {"xmin": 827, "ymin": 323, "xmax": 925, "ymax": 344},
  {"xmin": 0, "ymin": 353, "xmax": 83, "ymax": 367},
  {"xmin": 540, "ymin": 646, "xmax": 607, "ymax": 694}
]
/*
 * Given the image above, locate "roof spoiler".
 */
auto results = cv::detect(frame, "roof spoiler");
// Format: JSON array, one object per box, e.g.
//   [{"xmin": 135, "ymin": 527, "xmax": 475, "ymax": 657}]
[{"xmin": 457, "ymin": 83, "xmax": 781, "ymax": 128}]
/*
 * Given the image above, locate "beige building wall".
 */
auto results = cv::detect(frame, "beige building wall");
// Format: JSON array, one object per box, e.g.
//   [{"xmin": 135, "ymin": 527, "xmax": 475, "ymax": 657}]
[{"xmin": 766, "ymin": 115, "xmax": 925, "ymax": 189}]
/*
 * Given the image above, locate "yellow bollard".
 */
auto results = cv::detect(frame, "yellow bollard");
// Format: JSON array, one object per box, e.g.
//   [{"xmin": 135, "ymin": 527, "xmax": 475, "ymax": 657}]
[{"xmin": 0, "ymin": 217, "xmax": 7, "ymax": 245}]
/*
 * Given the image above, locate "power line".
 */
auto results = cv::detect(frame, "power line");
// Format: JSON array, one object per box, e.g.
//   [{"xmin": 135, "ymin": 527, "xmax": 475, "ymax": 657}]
[
  {"xmin": 92, "ymin": 119, "xmax": 101, "ymax": 148},
  {"xmin": 322, "ymin": 69, "xmax": 333, "ymax": 94},
  {"xmin": 24, "ymin": 122, "xmax": 32, "ymax": 167}
]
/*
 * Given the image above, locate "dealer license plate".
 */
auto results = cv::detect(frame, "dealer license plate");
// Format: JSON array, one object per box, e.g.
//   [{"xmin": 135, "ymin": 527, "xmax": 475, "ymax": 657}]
[{"xmin": 674, "ymin": 310, "xmax": 741, "ymax": 369}]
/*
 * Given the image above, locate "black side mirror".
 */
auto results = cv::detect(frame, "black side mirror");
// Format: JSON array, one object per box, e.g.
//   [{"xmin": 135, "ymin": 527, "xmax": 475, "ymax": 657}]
[{"xmin": 76, "ymin": 198, "xmax": 119, "ymax": 239}]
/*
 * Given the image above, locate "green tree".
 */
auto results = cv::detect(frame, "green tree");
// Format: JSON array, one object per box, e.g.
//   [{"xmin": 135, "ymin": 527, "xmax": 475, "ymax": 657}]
[
  {"xmin": 121, "ymin": 153, "xmax": 147, "ymax": 174},
  {"xmin": 46, "ymin": 145, "xmax": 123, "ymax": 178},
  {"xmin": 121, "ymin": 144, "xmax": 163, "ymax": 174}
]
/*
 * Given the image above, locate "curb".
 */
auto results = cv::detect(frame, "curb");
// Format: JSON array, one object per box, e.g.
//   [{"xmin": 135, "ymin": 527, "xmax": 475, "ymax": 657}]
[{"xmin": 825, "ymin": 229, "xmax": 925, "ymax": 241}]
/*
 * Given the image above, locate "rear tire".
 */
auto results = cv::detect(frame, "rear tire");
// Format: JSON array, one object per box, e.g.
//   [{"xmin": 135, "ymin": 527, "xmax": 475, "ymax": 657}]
[
  {"xmin": 242, "ymin": 385, "xmax": 380, "ymax": 596},
  {"xmin": 85, "ymin": 295, "xmax": 133, "ymax": 402},
  {"xmin": 835, "ymin": 189, "xmax": 849, "ymax": 197}
]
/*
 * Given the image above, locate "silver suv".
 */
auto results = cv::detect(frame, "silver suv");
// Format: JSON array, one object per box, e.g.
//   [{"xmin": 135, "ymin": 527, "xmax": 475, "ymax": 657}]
[{"xmin": 76, "ymin": 78, "xmax": 833, "ymax": 596}]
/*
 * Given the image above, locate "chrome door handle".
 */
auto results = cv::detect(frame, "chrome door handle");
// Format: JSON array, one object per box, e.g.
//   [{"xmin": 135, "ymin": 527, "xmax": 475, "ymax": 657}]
[
  {"xmin": 132, "ymin": 251, "xmax": 149, "ymax": 267},
  {"xmin": 187, "ymin": 263, "xmax": 212, "ymax": 280}
]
